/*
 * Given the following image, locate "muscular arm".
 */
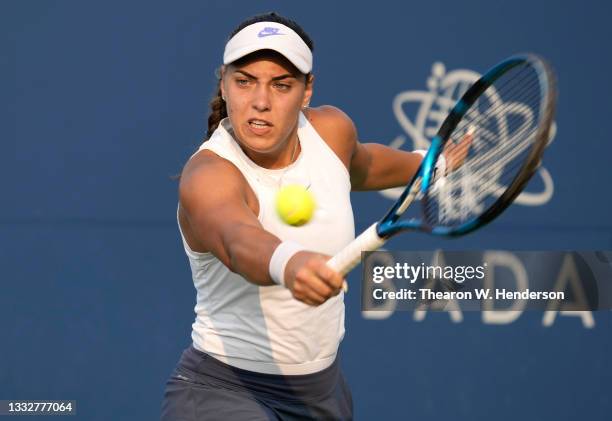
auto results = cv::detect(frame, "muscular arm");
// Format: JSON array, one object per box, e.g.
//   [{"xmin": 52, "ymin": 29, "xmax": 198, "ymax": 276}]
[
  {"xmin": 350, "ymin": 143, "xmax": 422, "ymax": 191},
  {"xmin": 179, "ymin": 153, "xmax": 279, "ymax": 286}
]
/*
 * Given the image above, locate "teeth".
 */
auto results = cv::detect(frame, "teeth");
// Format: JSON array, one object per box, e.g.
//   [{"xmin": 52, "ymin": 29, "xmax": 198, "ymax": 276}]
[{"xmin": 250, "ymin": 121, "xmax": 268, "ymax": 127}]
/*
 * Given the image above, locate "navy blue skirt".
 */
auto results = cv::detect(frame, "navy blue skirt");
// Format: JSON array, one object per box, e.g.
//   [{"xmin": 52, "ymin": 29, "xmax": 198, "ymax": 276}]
[{"xmin": 161, "ymin": 346, "xmax": 353, "ymax": 420}]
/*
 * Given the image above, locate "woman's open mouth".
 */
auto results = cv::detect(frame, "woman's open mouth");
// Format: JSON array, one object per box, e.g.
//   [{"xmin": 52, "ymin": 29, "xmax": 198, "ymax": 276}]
[{"xmin": 247, "ymin": 119, "xmax": 273, "ymax": 135}]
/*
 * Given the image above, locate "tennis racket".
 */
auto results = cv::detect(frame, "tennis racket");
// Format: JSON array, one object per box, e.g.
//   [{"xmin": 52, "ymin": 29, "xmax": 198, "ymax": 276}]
[{"xmin": 327, "ymin": 53, "xmax": 557, "ymax": 291}]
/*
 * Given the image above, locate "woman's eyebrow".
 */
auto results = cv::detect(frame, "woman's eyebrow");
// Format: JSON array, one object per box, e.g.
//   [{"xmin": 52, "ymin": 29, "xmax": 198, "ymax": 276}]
[
  {"xmin": 234, "ymin": 69, "xmax": 296, "ymax": 81},
  {"xmin": 271, "ymin": 74, "xmax": 297, "ymax": 81}
]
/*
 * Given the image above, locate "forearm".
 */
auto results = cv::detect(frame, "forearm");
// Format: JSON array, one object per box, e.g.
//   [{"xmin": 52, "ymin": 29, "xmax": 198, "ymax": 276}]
[
  {"xmin": 221, "ymin": 223, "xmax": 281, "ymax": 286},
  {"xmin": 351, "ymin": 143, "xmax": 422, "ymax": 191}
]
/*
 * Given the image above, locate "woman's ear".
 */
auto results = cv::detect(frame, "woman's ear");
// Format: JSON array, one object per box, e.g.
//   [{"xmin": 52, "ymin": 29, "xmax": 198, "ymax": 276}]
[
  {"xmin": 220, "ymin": 65, "xmax": 227, "ymax": 101},
  {"xmin": 302, "ymin": 74, "xmax": 314, "ymax": 108}
]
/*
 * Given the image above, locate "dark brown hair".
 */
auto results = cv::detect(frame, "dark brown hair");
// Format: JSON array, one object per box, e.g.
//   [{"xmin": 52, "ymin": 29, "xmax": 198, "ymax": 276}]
[{"xmin": 205, "ymin": 12, "xmax": 314, "ymax": 140}]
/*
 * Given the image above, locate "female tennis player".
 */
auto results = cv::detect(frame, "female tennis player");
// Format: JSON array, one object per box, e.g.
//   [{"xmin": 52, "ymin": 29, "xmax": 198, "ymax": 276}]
[{"xmin": 161, "ymin": 12, "xmax": 464, "ymax": 421}]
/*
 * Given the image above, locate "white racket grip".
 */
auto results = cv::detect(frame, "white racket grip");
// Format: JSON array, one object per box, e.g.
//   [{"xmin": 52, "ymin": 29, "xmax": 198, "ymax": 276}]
[{"xmin": 327, "ymin": 223, "xmax": 386, "ymax": 292}]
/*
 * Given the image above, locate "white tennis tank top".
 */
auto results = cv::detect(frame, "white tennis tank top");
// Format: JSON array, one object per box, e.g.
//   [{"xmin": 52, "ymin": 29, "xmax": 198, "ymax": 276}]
[{"xmin": 178, "ymin": 112, "xmax": 355, "ymax": 375}]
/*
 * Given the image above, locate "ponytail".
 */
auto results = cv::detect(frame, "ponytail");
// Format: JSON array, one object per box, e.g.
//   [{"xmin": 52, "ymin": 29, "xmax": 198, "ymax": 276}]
[{"xmin": 206, "ymin": 77, "xmax": 227, "ymax": 140}]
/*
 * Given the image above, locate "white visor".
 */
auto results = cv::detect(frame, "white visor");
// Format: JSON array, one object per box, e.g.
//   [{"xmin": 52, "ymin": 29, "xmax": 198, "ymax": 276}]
[{"xmin": 223, "ymin": 21, "xmax": 313, "ymax": 74}]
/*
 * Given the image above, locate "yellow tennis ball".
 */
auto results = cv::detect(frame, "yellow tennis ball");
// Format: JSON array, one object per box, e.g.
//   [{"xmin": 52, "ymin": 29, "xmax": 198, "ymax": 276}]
[{"xmin": 275, "ymin": 184, "xmax": 316, "ymax": 226}]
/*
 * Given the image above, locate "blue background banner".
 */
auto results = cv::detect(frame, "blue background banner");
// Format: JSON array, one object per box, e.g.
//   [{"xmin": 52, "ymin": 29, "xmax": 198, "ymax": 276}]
[{"xmin": 2, "ymin": 1, "xmax": 611, "ymax": 420}]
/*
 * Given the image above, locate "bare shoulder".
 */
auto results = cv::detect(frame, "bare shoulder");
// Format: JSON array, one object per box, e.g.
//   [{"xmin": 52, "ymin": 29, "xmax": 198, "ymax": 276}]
[
  {"xmin": 179, "ymin": 149, "xmax": 257, "ymax": 215},
  {"xmin": 304, "ymin": 105, "xmax": 358, "ymax": 168},
  {"xmin": 306, "ymin": 105, "xmax": 357, "ymax": 137},
  {"xmin": 181, "ymin": 150, "xmax": 243, "ymax": 195}
]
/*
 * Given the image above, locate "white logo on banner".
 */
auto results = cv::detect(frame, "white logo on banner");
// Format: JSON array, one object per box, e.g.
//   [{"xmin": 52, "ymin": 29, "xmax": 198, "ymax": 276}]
[{"xmin": 381, "ymin": 62, "xmax": 556, "ymax": 206}]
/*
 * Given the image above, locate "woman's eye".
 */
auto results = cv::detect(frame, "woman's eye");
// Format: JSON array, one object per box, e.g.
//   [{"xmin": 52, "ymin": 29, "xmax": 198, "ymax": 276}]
[{"xmin": 236, "ymin": 79, "xmax": 249, "ymax": 86}]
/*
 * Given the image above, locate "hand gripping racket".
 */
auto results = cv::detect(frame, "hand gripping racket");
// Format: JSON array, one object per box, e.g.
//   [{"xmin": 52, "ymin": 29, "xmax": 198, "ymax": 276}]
[{"xmin": 327, "ymin": 54, "xmax": 557, "ymax": 291}]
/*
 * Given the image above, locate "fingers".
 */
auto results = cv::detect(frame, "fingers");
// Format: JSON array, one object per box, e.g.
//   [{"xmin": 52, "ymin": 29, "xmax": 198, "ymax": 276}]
[
  {"xmin": 314, "ymin": 259, "xmax": 344, "ymax": 290},
  {"xmin": 446, "ymin": 126, "xmax": 475, "ymax": 172},
  {"xmin": 291, "ymin": 277, "xmax": 328, "ymax": 306},
  {"xmin": 287, "ymin": 254, "xmax": 345, "ymax": 306},
  {"xmin": 460, "ymin": 126, "xmax": 475, "ymax": 151}
]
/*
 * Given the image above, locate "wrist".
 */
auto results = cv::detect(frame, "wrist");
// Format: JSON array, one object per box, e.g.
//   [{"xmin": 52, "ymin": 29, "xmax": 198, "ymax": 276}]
[
  {"xmin": 414, "ymin": 149, "xmax": 447, "ymax": 177},
  {"xmin": 269, "ymin": 241, "xmax": 306, "ymax": 287}
]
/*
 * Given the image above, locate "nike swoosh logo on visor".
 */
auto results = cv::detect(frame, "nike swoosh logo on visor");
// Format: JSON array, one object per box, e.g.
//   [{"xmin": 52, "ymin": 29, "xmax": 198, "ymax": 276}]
[{"xmin": 258, "ymin": 27, "xmax": 285, "ymax": 38}]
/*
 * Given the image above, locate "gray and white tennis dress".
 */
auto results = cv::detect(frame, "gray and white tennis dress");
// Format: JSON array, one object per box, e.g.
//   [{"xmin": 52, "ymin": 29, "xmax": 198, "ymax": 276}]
[{"xmin": 161, "ymin": 112, "xmax": 355, "ymax": 420}]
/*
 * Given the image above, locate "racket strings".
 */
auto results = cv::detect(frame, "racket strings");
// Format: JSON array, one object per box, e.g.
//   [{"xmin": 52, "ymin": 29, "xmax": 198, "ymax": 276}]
[
  {"xmin": 434, "ymin": 108, "xmax": 539, "ymax": 221},
  {"xmin": 429, "ymin": 65, "xmax": 539, "ymax": 188},
  {"xmin": 433, "ymin": 63, "xmax": 533, "ymax": 130},
  {"xmin": 445, "ymin": 67, "xmax": 542, "ymax": 178},
  {"xmin": 423, "ymin": 64, "xmax": 545, "ymax": 227},
  {"xmin": 453, "ymin": 97, "xmax": 539, "ymax": 179},
  {"xmin": 452, "ymin": 71, "xmax": 542, "ymax": 152},
  {"xmin": 466, "ymin": 103, "xmax": 540, "ymax": 172},
  {"xmin": 452, "ymin": 90, "xmax": 542, "ymax": 179},
  {"xmin": 451, "ymin": 121, "xmax": 538, "ymax": 206},
  {"xmin": 452, "ymin": 64, "xmax": 540, "ymax": 137},
  {"xmin": 455, "ymin": 83, "xmax": 543, "ymax": 179},
  {"xmin": 457, "ymin": 89, "xmax": 539, "ymax": 159},
  {"xmin": 427, "ymin": 147, "xmax": 532, "ymax": 226},
  {"xmin": 459, "ymin": 63, "xmax": 537, "ymax": 125},
  {"xmin": 445, "ymin": 75, "xmax": 542, "ymax": 178},
  {"xmin": 444, "ymin": 95, "xmax": 539, "ymax": 188}
]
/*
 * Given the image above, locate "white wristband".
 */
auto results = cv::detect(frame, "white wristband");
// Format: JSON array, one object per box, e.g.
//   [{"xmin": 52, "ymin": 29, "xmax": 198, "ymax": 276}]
[
  {"xmin": 414, "ymin": 149, "xmax": 447, "ymax": 178},
  {"xmin": 269, "ymin": 241, "xmax": 306, "ymax": 287}
]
